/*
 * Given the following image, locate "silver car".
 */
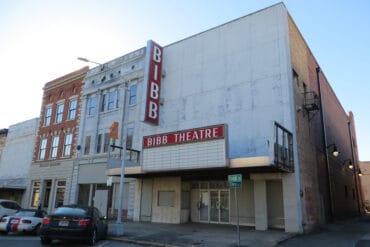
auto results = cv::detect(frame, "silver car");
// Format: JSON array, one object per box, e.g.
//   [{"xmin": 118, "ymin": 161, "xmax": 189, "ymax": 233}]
[{"xmin": 0, "ymin": 199, "xmax": 22, "ymax": 219}]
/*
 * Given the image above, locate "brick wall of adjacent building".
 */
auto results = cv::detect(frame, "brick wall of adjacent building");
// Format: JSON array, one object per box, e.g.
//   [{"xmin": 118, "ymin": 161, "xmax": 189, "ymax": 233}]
[
  {"xmin": 288, "ymin": 14, "xmax": 360, "ymax": 232},
  {"xmin": 359, "ymin": 161, "xmax": 370, "ymax": 212}
]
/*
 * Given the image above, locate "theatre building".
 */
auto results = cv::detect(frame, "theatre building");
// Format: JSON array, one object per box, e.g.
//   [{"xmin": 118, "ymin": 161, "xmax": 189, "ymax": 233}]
[{"xmin": 100, "ymin": 3, "xmax": 360, "ymax": 233}]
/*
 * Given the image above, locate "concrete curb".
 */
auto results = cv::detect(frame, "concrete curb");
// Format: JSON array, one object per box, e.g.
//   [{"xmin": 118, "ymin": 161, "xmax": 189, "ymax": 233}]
[
  {"xmin": 108, "ymin": 236, "xmax": 181, "ymax": 247},
  {"xmin": 274, "ymin": 233, "xmax": 298, "ymax": 246}
]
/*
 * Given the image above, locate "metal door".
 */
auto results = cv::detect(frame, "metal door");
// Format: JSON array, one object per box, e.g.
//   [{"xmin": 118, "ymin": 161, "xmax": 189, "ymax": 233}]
[
  {"xmin": 94, "ymin": 189, "xmax": 108, "ymax": 215},
  {"xmin": 140, "ymin": 179, "xmax": 153, "ymax": 222}
]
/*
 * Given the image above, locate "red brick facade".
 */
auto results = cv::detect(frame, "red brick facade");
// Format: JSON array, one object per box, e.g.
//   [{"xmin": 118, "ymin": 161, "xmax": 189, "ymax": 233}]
[{"xmin": 33, "ymin": 67, "xmax": 88, "ymax": 163}]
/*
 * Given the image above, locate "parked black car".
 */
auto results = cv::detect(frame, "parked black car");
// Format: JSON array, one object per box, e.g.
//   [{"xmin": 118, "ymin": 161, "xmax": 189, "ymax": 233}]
[{"xmin": 39, "ymin": 205, "xmax": 107, "ymax": 246}]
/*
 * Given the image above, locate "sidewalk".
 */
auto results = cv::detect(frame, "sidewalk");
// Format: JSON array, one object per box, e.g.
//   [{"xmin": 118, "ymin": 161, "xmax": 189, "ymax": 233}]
[{"xmin": 107, "ymin": 221, "xmax": 295, "ymax": 247}]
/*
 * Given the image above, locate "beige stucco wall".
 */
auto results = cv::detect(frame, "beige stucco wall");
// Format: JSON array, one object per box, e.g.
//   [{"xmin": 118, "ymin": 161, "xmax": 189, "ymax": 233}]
[
  {"xmin": 27, "ymin": 160, "xmax": 74, "ymax": 213},
  {"xmin": 230, "ymin": 180, "xmax": 255, "ymax": 226},
  {"xmin": 151, "ymin": 177, "xmax": 181, "ymax": 224},
  {"xmin": 251, "ymin": 173, "xmax": 300, "ymax": 232}
]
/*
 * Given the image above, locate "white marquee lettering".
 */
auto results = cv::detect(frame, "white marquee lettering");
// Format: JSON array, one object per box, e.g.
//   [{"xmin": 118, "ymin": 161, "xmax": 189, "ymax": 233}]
[
  {"xmin": 153, "ymin": 46, "xmax": 162, "ymax": 63},
  {"xmin": 205, "ymin": 129, "xmax": 212, "ymax": 138},
  {"xmin": 148, "ymin": 101, "xmax": 158, "ymax": 119},
  {"xmin": 192, "ymin": 131, "xmax": 199, "ymax": 140},
  {"xmin": 156, "ymin": 136, "xmax": 162, "ymax": 145},
  {"xmin": 147, "ymin": 137, "xmax": 153, "ymax": 147},
  {"xmin": 144, "ymin": 125, "xmax": 223, "ymax": 148},
  {"xmin": 150, "ymin": 82, "xmax": 159, "ymax": 99},
  {"xmin": 162, "ymin": 136, "xmax": 168, "ymax": 145},
  {"xmin": 212, "ymin": 127, "xmax": 218, "ymax": 138},
  {"xmin": 153, "ymin": 64, "xmax": 159, "ymax": 81}
]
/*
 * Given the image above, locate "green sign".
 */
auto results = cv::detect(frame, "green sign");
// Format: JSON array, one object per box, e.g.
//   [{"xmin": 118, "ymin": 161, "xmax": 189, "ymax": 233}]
[{"xmin": 228, "ymin": 174, "xmax": 242, "ymax": 188}]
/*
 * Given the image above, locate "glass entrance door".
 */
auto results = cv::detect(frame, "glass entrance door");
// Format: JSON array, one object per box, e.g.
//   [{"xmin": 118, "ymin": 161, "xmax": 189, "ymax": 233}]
[
  {"xmin": 200, "ymin": 190, "xmax": 229, "ymax": 223},
  {"xmin": 199, "ymin": 191, "xmax": 209, "ymax": 222},
  {"xmin": 220, "ymin": 190, "xmax": 229, "ymax": 223}
]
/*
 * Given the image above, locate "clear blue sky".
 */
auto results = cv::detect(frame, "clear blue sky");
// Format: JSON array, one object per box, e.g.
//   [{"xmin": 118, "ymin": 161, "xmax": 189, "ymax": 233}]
[{"xmin": 0, "ymin": 0, "xmax": 369, "ymax": 160}]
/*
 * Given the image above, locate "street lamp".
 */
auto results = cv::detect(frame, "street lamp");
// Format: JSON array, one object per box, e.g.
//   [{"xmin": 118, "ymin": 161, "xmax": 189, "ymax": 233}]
[
  {"xmin": 113, "ymin": 81, "xmax": 129, "ymax": 236},
  {"xmin": 77, "ymin": 57, "xmax": 101, "ymax": 65},
  {"xmin": 326, "ymin": 144, "xmax": 340, "ymax": 157},
  {"xmin": 343, "ymin": 159, "xmax": 354, "ymax": 169}
]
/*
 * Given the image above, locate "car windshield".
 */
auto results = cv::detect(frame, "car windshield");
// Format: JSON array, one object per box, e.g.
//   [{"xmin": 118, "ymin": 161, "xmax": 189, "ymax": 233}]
[
  {"xmin": 15, "ymin": 211, "xmax": 36, "ymax": 217},
  {"xmin": 53, "ymin": 207, "xmax": 88, "ymax": 216}
]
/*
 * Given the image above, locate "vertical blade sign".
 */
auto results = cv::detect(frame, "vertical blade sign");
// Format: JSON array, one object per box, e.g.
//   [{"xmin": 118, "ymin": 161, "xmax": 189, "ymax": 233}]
[{"xmin": 144, "ymin": 41, "xmax": 163, "ymax": 125}]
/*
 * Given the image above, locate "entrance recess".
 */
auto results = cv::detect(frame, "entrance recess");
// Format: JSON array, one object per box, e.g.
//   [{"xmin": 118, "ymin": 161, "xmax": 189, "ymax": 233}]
[{"xmin": 200, "ymin": 190, "xmax": 229, "ymax": 223}]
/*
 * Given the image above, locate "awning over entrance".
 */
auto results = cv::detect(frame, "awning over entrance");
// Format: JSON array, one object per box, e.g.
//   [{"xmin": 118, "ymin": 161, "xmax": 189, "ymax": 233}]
[{"xmin": 0, "ymin": 178, "xmax": 27, "ymax": 190}]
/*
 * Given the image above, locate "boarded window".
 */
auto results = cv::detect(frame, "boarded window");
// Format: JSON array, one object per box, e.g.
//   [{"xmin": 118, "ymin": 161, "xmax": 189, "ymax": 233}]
[{"xmin": 158, "ymin": 191, "xmax": 175, "ymax": 207}]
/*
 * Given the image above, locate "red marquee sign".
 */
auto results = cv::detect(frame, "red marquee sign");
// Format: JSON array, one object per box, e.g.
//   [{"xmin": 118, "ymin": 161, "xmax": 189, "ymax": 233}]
[
  {"xmin": 143, "ymin": 125, "xmax": 225, "ymax": 148},
  {"xmin": 143, "ymin": 40, "xmax": 163, "ymax": 125}
]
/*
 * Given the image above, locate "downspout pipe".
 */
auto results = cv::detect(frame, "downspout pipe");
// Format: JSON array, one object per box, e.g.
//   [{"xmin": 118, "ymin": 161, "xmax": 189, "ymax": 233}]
[
  {"xmin": 348, "ymin": 120, "xmax": 362, "ymax": 214},
  {"xmin": 316, "ymin": 67, "xmax": 334, "ymax": 222}
]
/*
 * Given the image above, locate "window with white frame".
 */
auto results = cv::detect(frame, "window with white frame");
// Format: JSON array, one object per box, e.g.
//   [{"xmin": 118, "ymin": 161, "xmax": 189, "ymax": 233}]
[
  {"xmin": 115, "ymin": 89, "xmax": 120, "ymax": 108},
  {"xmin": 63, "ymin": 133, "xmax": 73, "ymax": 157},
  {"xmin": 56, "ymin": 103, "xmax": 64, "ymax": 123},
  {"xmin": 44, "ymin": 107, "xmax": 52, "ymax": 126},
  {"xmin": 126, "ymin": 127, "xmax": 134, "ymax": 150},
  {"xmin": 100, "ymin": 94, "xmax": 106, "ymax": 112},
  {"xmin": 39, "ymin": 138, "xmax": 47, "ymax": 160},
  {"xmin": 68, "ymin": 98, "xmax": 77, "ymax": 120},
  {"xmin": 107, "ymin": 90, "xmax": 117, "ymax": 110},
  {"xmin": 103, "ymin": 133, "xmax": 109, "ymax": 153},
  {"xmin": 96, "ymin": 134, "xmax": 102, "ymax": 153},
  {"xmin": 43, "ymin": 180, "xmax": 52, "ymax": 208},
  {"xmin": 129, "ymin": 84, "xmax": 137, "ymax": 105},
  {"xmin": 84, "ymin": 136, "xmax": 91, "ymax": 155},
  {"xmin": 88, "ymin": 96, "xmax": 96, "ymax": 115},
  {"xmin": 50, "ymin": 136, "xmax": 59, "ymax": 158}
]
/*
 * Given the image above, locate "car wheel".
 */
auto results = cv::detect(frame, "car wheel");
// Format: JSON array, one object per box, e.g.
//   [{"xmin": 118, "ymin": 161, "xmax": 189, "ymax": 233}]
[
  {"xmin": 87, "ymin": 228, "xmax": 97, "ymax": 246},
  {"xmin": 40, "ymin": 237, "xmax": 52, "ymax": 245}
]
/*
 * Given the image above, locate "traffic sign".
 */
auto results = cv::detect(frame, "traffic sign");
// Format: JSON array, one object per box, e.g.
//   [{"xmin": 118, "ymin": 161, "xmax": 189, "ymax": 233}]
[{"xmin": 228, "ymin": 174, "xmax": 242, "ymax": 188}]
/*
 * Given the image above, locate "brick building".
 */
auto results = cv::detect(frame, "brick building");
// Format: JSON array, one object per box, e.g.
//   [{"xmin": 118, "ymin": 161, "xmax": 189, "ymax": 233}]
[
  {"xmin": 26, "ymin": 67, "xmax": 88, "ymax": 213},
  {"xmin": 359, "ymin": 161, "xmax": 370, "ymax": 212}
]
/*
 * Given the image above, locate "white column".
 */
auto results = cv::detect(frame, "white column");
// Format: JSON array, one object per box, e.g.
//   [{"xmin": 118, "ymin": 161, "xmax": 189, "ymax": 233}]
[
  {"xmin": 254, "ymin": 179, "xmax": 268, "ymax": 231},
  {"xmin": 283, "ymin": 174, "xmax": 301, "ymax": 232},
  {"xmin": 133, "ymin": 178, "xmax": 142, "ymax": 221}
]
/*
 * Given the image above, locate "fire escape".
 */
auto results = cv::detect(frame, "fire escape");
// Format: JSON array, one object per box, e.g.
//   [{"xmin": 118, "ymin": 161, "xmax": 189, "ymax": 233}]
[{"xmin": 303, "ymin": 91, "xmax": 320, "ymax": 121}]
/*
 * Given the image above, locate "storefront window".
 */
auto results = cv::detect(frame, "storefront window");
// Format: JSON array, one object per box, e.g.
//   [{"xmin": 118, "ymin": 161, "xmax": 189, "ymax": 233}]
[
  {"xmin": 78, "ymin": 184, "xmax": 90, "ymax": 205},
  {"xmin": 55, "ymin": 180, "xmax": 66, "ymax": 208},
  {"xmin": 43, "ymin": 180, "xmax": 52, "ymax": 208},
  {"xmin": 31, "ymin": 181, "xmax": 41, "ymax": 207}
]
